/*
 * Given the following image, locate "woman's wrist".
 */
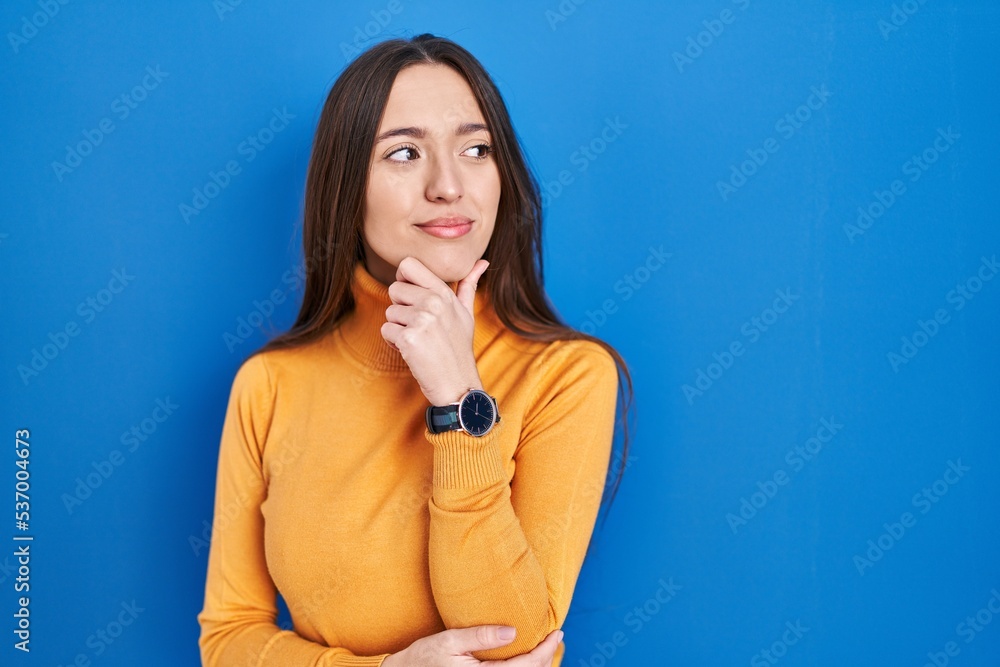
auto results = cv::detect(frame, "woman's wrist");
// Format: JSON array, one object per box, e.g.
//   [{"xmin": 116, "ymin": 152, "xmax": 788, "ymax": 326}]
[
  {"xmin": 430, "ymin": 375, "xmax": 484, "ymax": 406},
  {"xmin": 381, "ymin": 652, "xmax": 403, "ymax": 667}
]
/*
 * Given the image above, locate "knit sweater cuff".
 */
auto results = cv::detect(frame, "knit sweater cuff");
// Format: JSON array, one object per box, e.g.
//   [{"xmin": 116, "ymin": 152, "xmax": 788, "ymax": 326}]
[
  {"xmin": 425, "ymin": 420, "xmax": 507, "ymax": 489},
  {"xmin": 324, "ymin": 654, "xmax": 391, "ymax": 666},
  {"xmin": 260, "ymin": 631, "xmax": 391, "ymax": 666}
]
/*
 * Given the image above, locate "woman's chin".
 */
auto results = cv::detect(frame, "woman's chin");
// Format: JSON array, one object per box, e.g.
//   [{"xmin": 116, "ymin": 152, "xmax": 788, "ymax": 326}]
[{"xmin": 416, "ymin": 257, "xmax": 478, "ymax": 285}]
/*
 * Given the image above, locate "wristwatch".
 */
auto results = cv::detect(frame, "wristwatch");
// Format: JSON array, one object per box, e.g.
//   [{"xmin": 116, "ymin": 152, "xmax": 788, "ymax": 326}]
[{"xmin": 425, "ymin": 388, "xmax": 501, "ymax": 437}]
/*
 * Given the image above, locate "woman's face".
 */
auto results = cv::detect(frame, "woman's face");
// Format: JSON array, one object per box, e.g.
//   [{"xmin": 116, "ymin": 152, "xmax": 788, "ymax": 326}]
[{"xmin": 362, "ymin": 63, "xmax": 501, "ymax": 286}]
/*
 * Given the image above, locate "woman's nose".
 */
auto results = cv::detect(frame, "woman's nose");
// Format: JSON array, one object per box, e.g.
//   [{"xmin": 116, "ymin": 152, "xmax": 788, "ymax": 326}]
[{"xmin": 425, "ymin": 154, "xmax": 463, "ymax": 202}]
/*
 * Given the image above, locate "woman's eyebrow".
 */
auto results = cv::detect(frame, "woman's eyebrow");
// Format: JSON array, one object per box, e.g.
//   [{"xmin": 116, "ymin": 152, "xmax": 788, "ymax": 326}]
[{"xmin": 375, "ymin": 122, "xmax": 489, "ymax": 144}]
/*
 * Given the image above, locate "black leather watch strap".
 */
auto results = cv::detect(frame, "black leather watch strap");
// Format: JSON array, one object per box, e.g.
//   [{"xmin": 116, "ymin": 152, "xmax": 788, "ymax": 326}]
[
  {"xmin": 425, "ymin": 388, "xmax": 501, "ymax": 436},
  {"xmin": 425, "ymin": 404, "xmax": 461, "ymax": 433}
]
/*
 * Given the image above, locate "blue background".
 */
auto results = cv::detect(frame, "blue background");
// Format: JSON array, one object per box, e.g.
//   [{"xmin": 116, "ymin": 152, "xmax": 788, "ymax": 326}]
[{"xmin": 2, "ymin": 1, "xmax": 998, "ymax": 665}]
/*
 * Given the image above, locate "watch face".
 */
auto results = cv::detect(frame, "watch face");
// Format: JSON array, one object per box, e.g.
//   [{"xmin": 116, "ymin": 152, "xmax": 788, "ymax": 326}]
[{"xmin": 459, "ymin": 390, "xmax": 496, "ymax": 436}]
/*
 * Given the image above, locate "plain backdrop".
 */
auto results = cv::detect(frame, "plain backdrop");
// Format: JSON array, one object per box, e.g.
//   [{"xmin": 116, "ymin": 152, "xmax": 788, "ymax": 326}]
[{"xmin": 2, "ymin": 1, "xmax": 998, "ymax": 665}]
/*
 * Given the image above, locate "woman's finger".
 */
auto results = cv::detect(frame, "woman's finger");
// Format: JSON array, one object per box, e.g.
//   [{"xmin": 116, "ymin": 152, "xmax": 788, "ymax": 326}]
[
  {"xmin": 386, "ymin": 279, "xmax": 423, "ymax": 306},
  {"xmin": 394, "ymin": 255, "xmax": 451, "ymax": 294},
  {"xmin": 455, "ymin": 259, "xmax": 488, "ymax": 314},
  {"xmin": 482, "ymin": 629, "xmax": 562, "ymax": 666},
  {"xmin": 380, "ymin": 320, "xmax": 404, "ymax": 349},
  {"xmin": 384, "ymin": 303, "xmax": 417, "ymax": 326},
  {"xmin": 446, "ymin": 624, "xmax": 520, "ymax": 656}
]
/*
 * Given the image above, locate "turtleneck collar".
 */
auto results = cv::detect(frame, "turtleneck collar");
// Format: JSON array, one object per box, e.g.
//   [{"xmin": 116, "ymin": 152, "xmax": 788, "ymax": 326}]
[{"xmin": 336, "ymin": 261, "xmax": 504, "ymax": 374}]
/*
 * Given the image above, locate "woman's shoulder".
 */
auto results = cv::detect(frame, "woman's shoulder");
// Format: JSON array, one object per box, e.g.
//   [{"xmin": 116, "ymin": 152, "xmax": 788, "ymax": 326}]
[
  {"xmin": 521, "ymin": 335, "xmax": 619, "ymax": 381},
  {"xmin": 517, "ymin": 336, "xmax": 620, "ymax": 429},
  {"xmin": 228, "ymin": 350, "xmax": 274, "ymax": 399},
  {"xmin": 235, "ymin": 335, "xmax": 332, "ymax": 381},
  {"xmin": 228, "ymin": 343, "xmax": 307, "ymax": 397}
]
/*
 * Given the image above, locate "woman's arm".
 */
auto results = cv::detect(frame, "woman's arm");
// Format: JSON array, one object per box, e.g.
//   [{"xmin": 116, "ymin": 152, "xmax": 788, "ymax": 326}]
[
  {"xmin": 198, "ymin": 354, "xmax": 390, "ymax": 667},
  {"xmin": 423, "ymin": 340, "xmax": 620, "ymax": 662}
]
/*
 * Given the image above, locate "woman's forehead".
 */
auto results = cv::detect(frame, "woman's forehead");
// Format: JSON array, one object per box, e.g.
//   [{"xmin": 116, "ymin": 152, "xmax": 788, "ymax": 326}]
[{"xmin": 380, "ymin": 65, "xmax": 486, "ymax": 130}]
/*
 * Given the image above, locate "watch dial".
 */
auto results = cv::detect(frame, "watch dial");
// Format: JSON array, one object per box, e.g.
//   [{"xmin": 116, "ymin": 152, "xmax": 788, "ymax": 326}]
[{"xmin": 460, "ymin": 391, "xmax": 495, "ymax": 436}]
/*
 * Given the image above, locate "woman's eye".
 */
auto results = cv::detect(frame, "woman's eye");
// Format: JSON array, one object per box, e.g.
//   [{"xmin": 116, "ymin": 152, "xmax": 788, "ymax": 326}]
[
  {"xmin": 386, "ymin": 143, "xmax": 492, "ymax": 163},
  {"xmin": 387, "ymin": 145, "xmax": 418, "ymax": 162},
  {"xmin": 465, "ymin": 143, "xmax": 492, "ymax": 160}
]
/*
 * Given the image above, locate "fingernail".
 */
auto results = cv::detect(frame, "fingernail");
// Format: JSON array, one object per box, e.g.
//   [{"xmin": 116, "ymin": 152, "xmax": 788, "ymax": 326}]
[
  {"xmin": 498, "ymin": 626, "xmax": 516, "ymax": 640},
  {"xmin": 557, "ymin": 630, "xmax": 564, "ymax": 642}
]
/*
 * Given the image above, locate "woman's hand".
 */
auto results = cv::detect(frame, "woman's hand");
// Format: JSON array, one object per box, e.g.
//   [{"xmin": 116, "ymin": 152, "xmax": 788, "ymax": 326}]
[
  {"xmin": 382, "ymin": 625, "xmax": 563, "ymax": 667},
  {"xmin": 381, "ymin": 256, "xmax": 490, "ymax": 406}
]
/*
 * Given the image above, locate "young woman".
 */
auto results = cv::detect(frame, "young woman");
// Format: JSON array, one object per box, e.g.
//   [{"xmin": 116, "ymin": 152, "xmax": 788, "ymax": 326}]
[{"xmin": 198, "ymin": 33, "xmax": 634, "ymax": 667}]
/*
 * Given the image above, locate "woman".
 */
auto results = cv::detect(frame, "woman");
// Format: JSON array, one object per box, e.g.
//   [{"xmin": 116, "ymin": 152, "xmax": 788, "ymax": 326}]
[{"xmin": 198, "ymin": 33, "xmax": 634, "ymax": 667}]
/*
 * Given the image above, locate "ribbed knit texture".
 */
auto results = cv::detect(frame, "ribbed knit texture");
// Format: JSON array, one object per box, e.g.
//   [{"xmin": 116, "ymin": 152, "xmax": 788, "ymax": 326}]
[{"xmin": 197, "ymin": 261, "xmax": 619, "ymax": 666}]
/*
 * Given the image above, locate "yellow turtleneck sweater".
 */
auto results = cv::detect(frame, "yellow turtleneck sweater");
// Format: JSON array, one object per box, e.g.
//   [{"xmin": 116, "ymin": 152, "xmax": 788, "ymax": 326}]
[{"xmin": 198, "ymin": 261, "xmax": 619, "ymax": 666}]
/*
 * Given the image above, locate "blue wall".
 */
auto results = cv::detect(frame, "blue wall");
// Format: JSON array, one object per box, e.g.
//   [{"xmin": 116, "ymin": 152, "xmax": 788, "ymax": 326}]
[{"xmin": 2, "ymin": 1, "xmax": 998, "ymax": 665}]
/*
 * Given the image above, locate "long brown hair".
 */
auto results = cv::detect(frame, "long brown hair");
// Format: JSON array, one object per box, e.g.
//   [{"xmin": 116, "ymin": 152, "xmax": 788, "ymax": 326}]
[{"xmin": 252, "ymin": 33, "xmax": 635, "ymax": 532}]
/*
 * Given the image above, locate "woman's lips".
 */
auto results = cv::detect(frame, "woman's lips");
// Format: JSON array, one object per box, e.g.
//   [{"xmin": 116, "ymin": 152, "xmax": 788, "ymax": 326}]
[{"xmin": 416, "ymin": 222, "xmax": 473, "ymax": 238}]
